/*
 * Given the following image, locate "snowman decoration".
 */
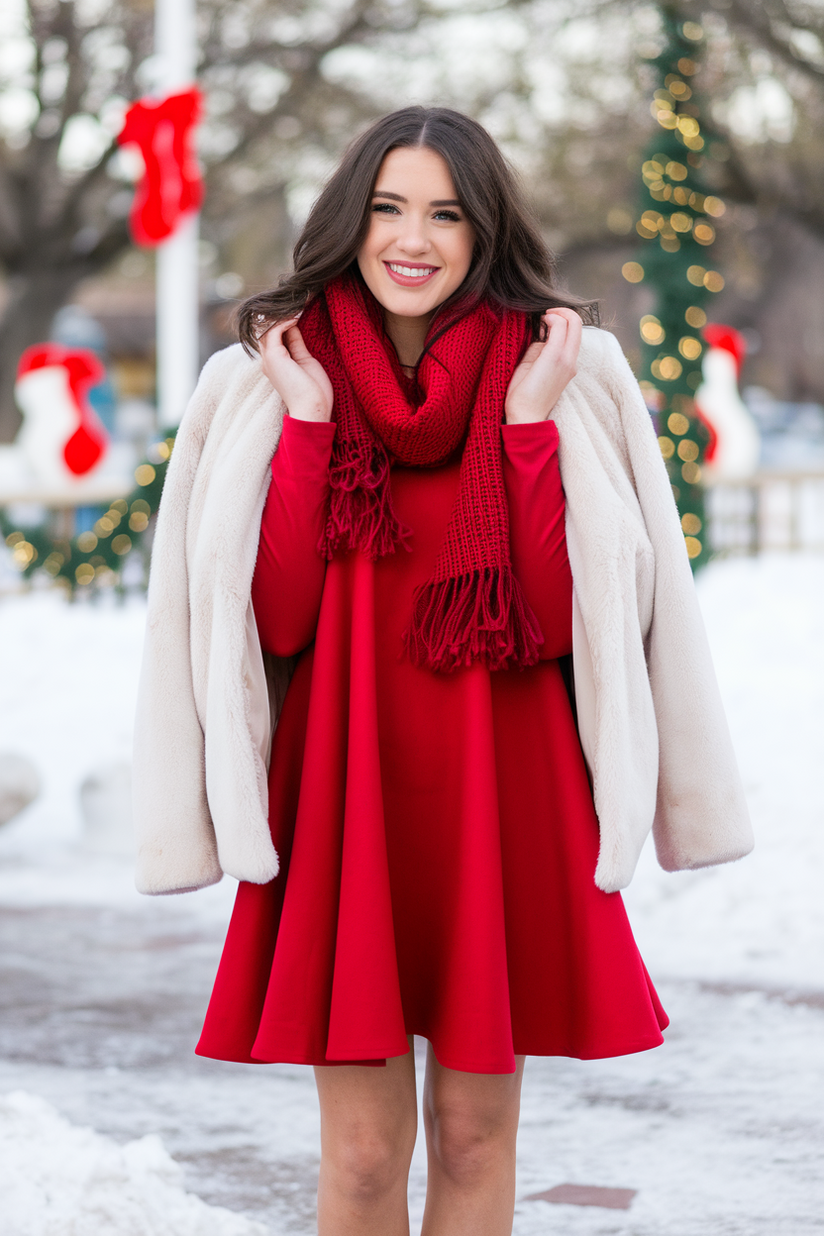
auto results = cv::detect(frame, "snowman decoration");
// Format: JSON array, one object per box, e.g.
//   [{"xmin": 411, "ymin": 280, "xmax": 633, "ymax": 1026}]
[
  {"xmin": 695, "ymin": 324, "xmax": 761, "ymax": 483},
  {"xmin": 0, "ymin": 344, "xmax": 129, "ymax": 501}
]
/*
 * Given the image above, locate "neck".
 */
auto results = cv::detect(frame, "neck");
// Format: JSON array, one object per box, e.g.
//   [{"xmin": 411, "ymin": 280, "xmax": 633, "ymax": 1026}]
[{"xmin": 383, "ymin": 309, "xmax": 433, "ymax": 369}]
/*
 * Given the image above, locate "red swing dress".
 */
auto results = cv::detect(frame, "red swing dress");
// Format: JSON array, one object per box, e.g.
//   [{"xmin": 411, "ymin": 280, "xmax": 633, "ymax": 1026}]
[{"xmin": 196, "ymin": 414, "xmax": 668, "ymax": 1074}]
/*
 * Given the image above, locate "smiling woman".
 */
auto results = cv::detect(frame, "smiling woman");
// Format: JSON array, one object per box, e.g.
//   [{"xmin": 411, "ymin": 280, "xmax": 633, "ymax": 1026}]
[
  {"xmin": 135, "ymin": 105, "xmax": 752, "ymax": 1236},
  {"xmin": 356, "ymin": 148, "xmax": 476, "ymax": 369},
  {"xmin": 236, "ymin": 106, "xmax": 597, "ymax": 356}
]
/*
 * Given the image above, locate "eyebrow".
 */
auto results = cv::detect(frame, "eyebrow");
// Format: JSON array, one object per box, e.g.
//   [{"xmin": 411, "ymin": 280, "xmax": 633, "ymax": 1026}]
[{"xmin": 372, "ymin": 190, "xmax": 461, "ymax": 207}]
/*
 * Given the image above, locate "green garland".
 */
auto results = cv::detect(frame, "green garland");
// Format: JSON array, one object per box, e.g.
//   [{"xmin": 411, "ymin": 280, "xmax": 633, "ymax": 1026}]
[
  {"xmin": 1, "ymin": 431, "xmax": 176, "ymax": 593},
  {"xmin": 625, "ymin": 8, "xmax": 725, "ymax": 570}
]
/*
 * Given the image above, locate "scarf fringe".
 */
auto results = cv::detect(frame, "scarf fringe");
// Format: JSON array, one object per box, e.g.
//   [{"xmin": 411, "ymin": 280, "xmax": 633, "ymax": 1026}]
[
  {"xmin": 322, "ymin": 440, "xmax": 411, "ymax": 561},
  {"xmin": 405, "ymin": 566, "xmax": 543, "ymax": 673}
]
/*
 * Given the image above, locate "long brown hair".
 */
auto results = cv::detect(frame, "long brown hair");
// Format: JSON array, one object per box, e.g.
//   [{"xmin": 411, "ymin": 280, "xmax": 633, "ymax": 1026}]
[{"xmin": 237, "ymin": 106, "xmax": 598, "ymax": 353}]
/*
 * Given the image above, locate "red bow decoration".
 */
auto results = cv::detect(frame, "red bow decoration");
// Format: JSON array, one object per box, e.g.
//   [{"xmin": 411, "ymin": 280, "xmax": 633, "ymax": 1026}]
[
  {"xmin": 16, "ymin": 345, "xmax": 108, "ymax": 476},
  {"xmin": 118, "ymin": 88, "xmax": 204, "ymax": 246}
]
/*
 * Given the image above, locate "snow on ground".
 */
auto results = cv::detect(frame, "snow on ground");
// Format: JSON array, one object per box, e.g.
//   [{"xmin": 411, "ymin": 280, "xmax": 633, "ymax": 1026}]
[
  {"xmin": 623, "ymin": 552, "xmax": 824, "ymax": 993},
  {"xmin": 0, "ymin": 1090, "xmax": 266, "ymax": 1236},
  {"xmin": 0, "ymin": 552, "xmax": 823, "ymax": 1234},
  {"xmin": 0, "ymin": 587, "xmax": 147, "ymax": 850}
]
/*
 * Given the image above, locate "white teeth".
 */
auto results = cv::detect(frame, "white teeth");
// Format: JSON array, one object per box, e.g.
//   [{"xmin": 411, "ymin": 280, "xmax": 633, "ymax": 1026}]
[{"xmin": 388, "ymin": 264, "xmax": 436, "ymax": 278}]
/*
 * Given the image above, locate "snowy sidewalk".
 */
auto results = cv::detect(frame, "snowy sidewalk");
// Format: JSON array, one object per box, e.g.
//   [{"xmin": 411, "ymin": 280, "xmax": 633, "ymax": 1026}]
[{"xmin": 1, "ymin": 554, "xmax": 823, "ymax": 1234}]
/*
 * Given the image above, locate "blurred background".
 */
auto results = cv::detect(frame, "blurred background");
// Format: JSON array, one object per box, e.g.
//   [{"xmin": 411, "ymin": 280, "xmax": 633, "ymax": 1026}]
[{"xmin": 0, "ymin": 2, "xmax": 823, "ymax": 1234}]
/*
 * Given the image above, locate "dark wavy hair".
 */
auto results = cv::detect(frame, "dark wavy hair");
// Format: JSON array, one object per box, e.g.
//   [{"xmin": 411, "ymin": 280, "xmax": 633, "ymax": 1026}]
[{"xmin": 236, "ymin": 106, "xmax": 598, "ymax": 353}]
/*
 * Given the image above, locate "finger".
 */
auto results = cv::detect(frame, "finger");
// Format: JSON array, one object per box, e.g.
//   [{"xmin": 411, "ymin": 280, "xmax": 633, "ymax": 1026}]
[
  {"xmin": 547, "ymin": 310, "xmax": 582, "ymax": 354},
  {"xmin": 282, "ymin": 324, "xmax": 315, "ymax": 364},
  {"xmin": 260, "ymin": 316, "xmax": 299, "ymax": 350},
  {"xmin": 520, "ymin": 340, "xmax": 546, "ymax": 364},
  {"xmin": 543, "ymin": 307, "xmax": 580, "ymax": 339},
  {"xmin": 545, "ymin": 308, "xmax": 573, "ymax": 328},
  {"xmin": 541, "ymin": 312, "xmax": 570, "ymax": 361},
  {"xmin": 561, "ymin": 311, "xmax": 583, "ymax": 369},
  {"xmin": 546, "ymin": 307, "xmax": 579, "ymax": 324},
  {"xmin": 539, "ymin": 309, "xmax": 565, "ymax": 341}
]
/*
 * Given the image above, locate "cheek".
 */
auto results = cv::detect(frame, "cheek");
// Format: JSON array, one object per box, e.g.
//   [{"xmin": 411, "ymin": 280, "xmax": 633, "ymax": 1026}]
[{"xmin": 452, "ymin": 232, "xmax": 475, "ymax": 280}]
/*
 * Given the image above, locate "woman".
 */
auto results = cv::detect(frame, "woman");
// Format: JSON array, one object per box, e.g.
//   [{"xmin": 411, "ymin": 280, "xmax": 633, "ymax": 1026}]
[{"xmin": 133, "ymin": 107, "xmax": 752, "ymax": 1235}]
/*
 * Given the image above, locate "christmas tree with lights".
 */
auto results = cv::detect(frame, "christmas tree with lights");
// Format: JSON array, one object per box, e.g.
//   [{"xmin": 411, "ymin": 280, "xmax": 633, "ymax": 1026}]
[{"xmin": 622, "ymin": 8, "xmax": 727, "ymax": 569}]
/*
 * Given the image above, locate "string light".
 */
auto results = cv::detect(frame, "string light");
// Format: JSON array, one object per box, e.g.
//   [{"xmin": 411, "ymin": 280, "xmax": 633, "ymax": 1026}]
[
  {"xmin": 640, "ymin": 314, "xmax": 666, "ymax": 344},
  {"xmin": 0, "ymin": 435, "xmax": 176, "ymax": 592}
]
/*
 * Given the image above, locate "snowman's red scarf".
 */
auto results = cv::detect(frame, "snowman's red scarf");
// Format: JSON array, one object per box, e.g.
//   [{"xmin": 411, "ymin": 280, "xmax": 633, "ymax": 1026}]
[{"xmin": 298, "ymin": 272, "xmax": 542, "ymax": 672}]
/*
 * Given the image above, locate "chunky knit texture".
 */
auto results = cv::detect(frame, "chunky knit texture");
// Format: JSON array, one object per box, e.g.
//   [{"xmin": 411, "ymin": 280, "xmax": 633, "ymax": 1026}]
[{"xmin": 299, "ymin": 272, "xmax": 542, "ymax": 671}]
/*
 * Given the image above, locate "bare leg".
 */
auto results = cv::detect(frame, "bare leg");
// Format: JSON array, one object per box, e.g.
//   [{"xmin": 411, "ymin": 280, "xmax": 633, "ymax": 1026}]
[
  {"xmin": 421, "ymin": 1043, "xmax": 525, "ymax": 1236},
  {"xmin": 314, "ymin": 1040, "xmax": 417, "ymax": 1236}
]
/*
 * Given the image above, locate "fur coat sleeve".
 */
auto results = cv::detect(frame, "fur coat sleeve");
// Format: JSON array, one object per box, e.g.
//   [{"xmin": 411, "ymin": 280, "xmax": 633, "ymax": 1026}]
[
  {"xmin": 133, "ymin": 344, "xmax": 288, "ymax": 893},
  {"xmin": 132, "ymin": 332, "xmax": 752, "ymax": 896},
  {"xmin": 554, "ymin": 328, "xmax": 752, "ymax": 890}
]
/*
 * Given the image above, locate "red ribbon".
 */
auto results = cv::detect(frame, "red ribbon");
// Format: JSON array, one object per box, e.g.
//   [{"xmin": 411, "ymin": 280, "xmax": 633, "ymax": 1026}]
[{"xmin": 118, "ymin": 88, "xmax": 204, "ymax": 246}]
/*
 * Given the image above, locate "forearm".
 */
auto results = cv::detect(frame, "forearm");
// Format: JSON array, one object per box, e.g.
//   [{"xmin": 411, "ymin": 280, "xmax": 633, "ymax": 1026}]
[
  {"xmin": 252, "ymin": 416, "xmax": 336, "ymax": 656},
  {"xmin": 502, "ymin": 420, "xmax": 573, "ymax": 660}
]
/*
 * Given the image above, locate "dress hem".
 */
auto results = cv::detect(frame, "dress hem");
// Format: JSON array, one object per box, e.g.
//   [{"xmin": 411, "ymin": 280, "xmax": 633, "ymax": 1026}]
[{"xmin": 195, "ymin": 1028, "xmax": 667, "ymax": 1073}]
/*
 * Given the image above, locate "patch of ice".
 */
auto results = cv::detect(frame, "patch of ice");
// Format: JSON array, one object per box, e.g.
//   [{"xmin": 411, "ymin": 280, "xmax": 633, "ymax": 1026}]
[{"xmin": 0, "ymin": 1090, "xmax": 269, "ymax": 1236}]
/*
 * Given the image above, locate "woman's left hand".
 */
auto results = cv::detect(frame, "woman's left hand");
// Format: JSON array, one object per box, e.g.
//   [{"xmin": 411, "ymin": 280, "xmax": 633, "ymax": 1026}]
[{"xmin": 504, "ymin": 308, "xmax": 583, "ymax": 424}]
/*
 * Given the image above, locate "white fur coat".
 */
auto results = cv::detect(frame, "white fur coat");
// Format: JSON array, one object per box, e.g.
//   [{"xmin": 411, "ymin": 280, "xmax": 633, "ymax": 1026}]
[{"xmin": 132, "ymin": 328, "xmax": 753, "ymax": 896}]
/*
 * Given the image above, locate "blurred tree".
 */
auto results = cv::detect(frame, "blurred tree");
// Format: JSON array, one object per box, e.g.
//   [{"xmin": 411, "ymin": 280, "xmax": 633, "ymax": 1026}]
[
  {"xmin": 2, "ymin": 0, "xmax": 822, "ymax": 443},
  {"xmin": 680, "ymin": 1, "xmax": 824, "ymax": 241},
  {"xmin": 488, "ymin": 1, "xmax": 824, "ymax": 399},
  {"xmin": 0, "ymin": 0, "xmax": 506, "ymax": 442},
  {"xmin": 519, "ymin": 0, "xmax": 824, "ymax": 251},
  {"xmin": 632, "ymin": 8, "xmax": 719, "ymax": 570}
]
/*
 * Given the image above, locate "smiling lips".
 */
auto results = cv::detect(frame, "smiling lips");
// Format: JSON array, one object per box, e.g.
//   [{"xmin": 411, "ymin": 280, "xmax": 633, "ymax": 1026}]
[{"xmin": 384, "ymin": 261, "xmax": 440, "ymax": 287}]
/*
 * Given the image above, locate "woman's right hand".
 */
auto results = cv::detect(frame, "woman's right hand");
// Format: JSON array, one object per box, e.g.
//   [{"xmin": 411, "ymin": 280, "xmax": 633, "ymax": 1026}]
[{"xmin": 259, "ymin": 317, "xmax": 334, "ymax": 423}]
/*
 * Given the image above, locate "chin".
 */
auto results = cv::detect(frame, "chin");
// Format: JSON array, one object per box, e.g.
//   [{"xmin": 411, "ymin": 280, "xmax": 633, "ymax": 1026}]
[{"xmin": 376, "ymin": 283, "xmax": 445, "ymax": 319}]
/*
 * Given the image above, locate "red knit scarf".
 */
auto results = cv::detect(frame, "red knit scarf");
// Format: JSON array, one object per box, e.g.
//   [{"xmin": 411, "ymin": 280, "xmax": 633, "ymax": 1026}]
[{"xmin": 298, "ymin": 271, "xmax": 543, "ymax": 672}]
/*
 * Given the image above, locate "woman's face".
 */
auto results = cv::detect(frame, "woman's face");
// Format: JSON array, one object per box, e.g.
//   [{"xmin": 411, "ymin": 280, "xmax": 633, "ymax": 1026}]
[{"xmin": 356, "ymin": 146, "xmax": 476, "ymax": 322}]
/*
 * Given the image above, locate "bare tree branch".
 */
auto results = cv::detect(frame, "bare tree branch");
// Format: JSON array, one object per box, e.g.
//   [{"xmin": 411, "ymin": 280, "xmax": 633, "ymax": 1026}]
[{"xmin": 720, "ymin": 0, "xmax": 824, "ymax": 82}]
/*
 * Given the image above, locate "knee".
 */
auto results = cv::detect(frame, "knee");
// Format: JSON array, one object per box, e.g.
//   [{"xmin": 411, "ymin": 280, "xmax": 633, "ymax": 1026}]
[
  {"xmin": 327, "ymin": 1127, "xmax": 413, "ymax": 1204},
  {"xmin": 427, "ymin": 1104, "xmax": 512, "ymax": 1188}
]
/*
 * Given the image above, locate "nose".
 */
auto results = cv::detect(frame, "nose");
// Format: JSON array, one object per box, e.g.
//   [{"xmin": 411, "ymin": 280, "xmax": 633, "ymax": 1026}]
[{"xmin": 396, "ymin": 213, "xmax": 430, "ymax": 256}]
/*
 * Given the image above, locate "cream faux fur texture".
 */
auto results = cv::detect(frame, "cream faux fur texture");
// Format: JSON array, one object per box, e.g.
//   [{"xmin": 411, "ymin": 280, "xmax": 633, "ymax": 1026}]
[
  {"xmin": 132, "ymin": 329, "xmax": 753, "ymax": 895},
  {"xmin": 553, "ymin": 330, "xmax": 752, "ymax": 889},
  {"xmin": 133, "ymin": 346, "xmax": 284, "ymax": 894}
]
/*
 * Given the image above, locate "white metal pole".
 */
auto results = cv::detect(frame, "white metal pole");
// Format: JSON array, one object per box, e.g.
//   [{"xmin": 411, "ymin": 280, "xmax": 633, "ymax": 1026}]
[{"xmin": 154, "ymin": 0, "xmax": 199, "ymax": 429}]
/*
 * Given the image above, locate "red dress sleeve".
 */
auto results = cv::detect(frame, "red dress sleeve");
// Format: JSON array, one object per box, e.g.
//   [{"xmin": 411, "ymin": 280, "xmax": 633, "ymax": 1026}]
[
  {"xmin": 251, "ymin": 415, "xmax": 336, "ymax": 658},
  {"xmin": 501, "ymin": 419, "xmax": 573, "ymax": 661}
]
